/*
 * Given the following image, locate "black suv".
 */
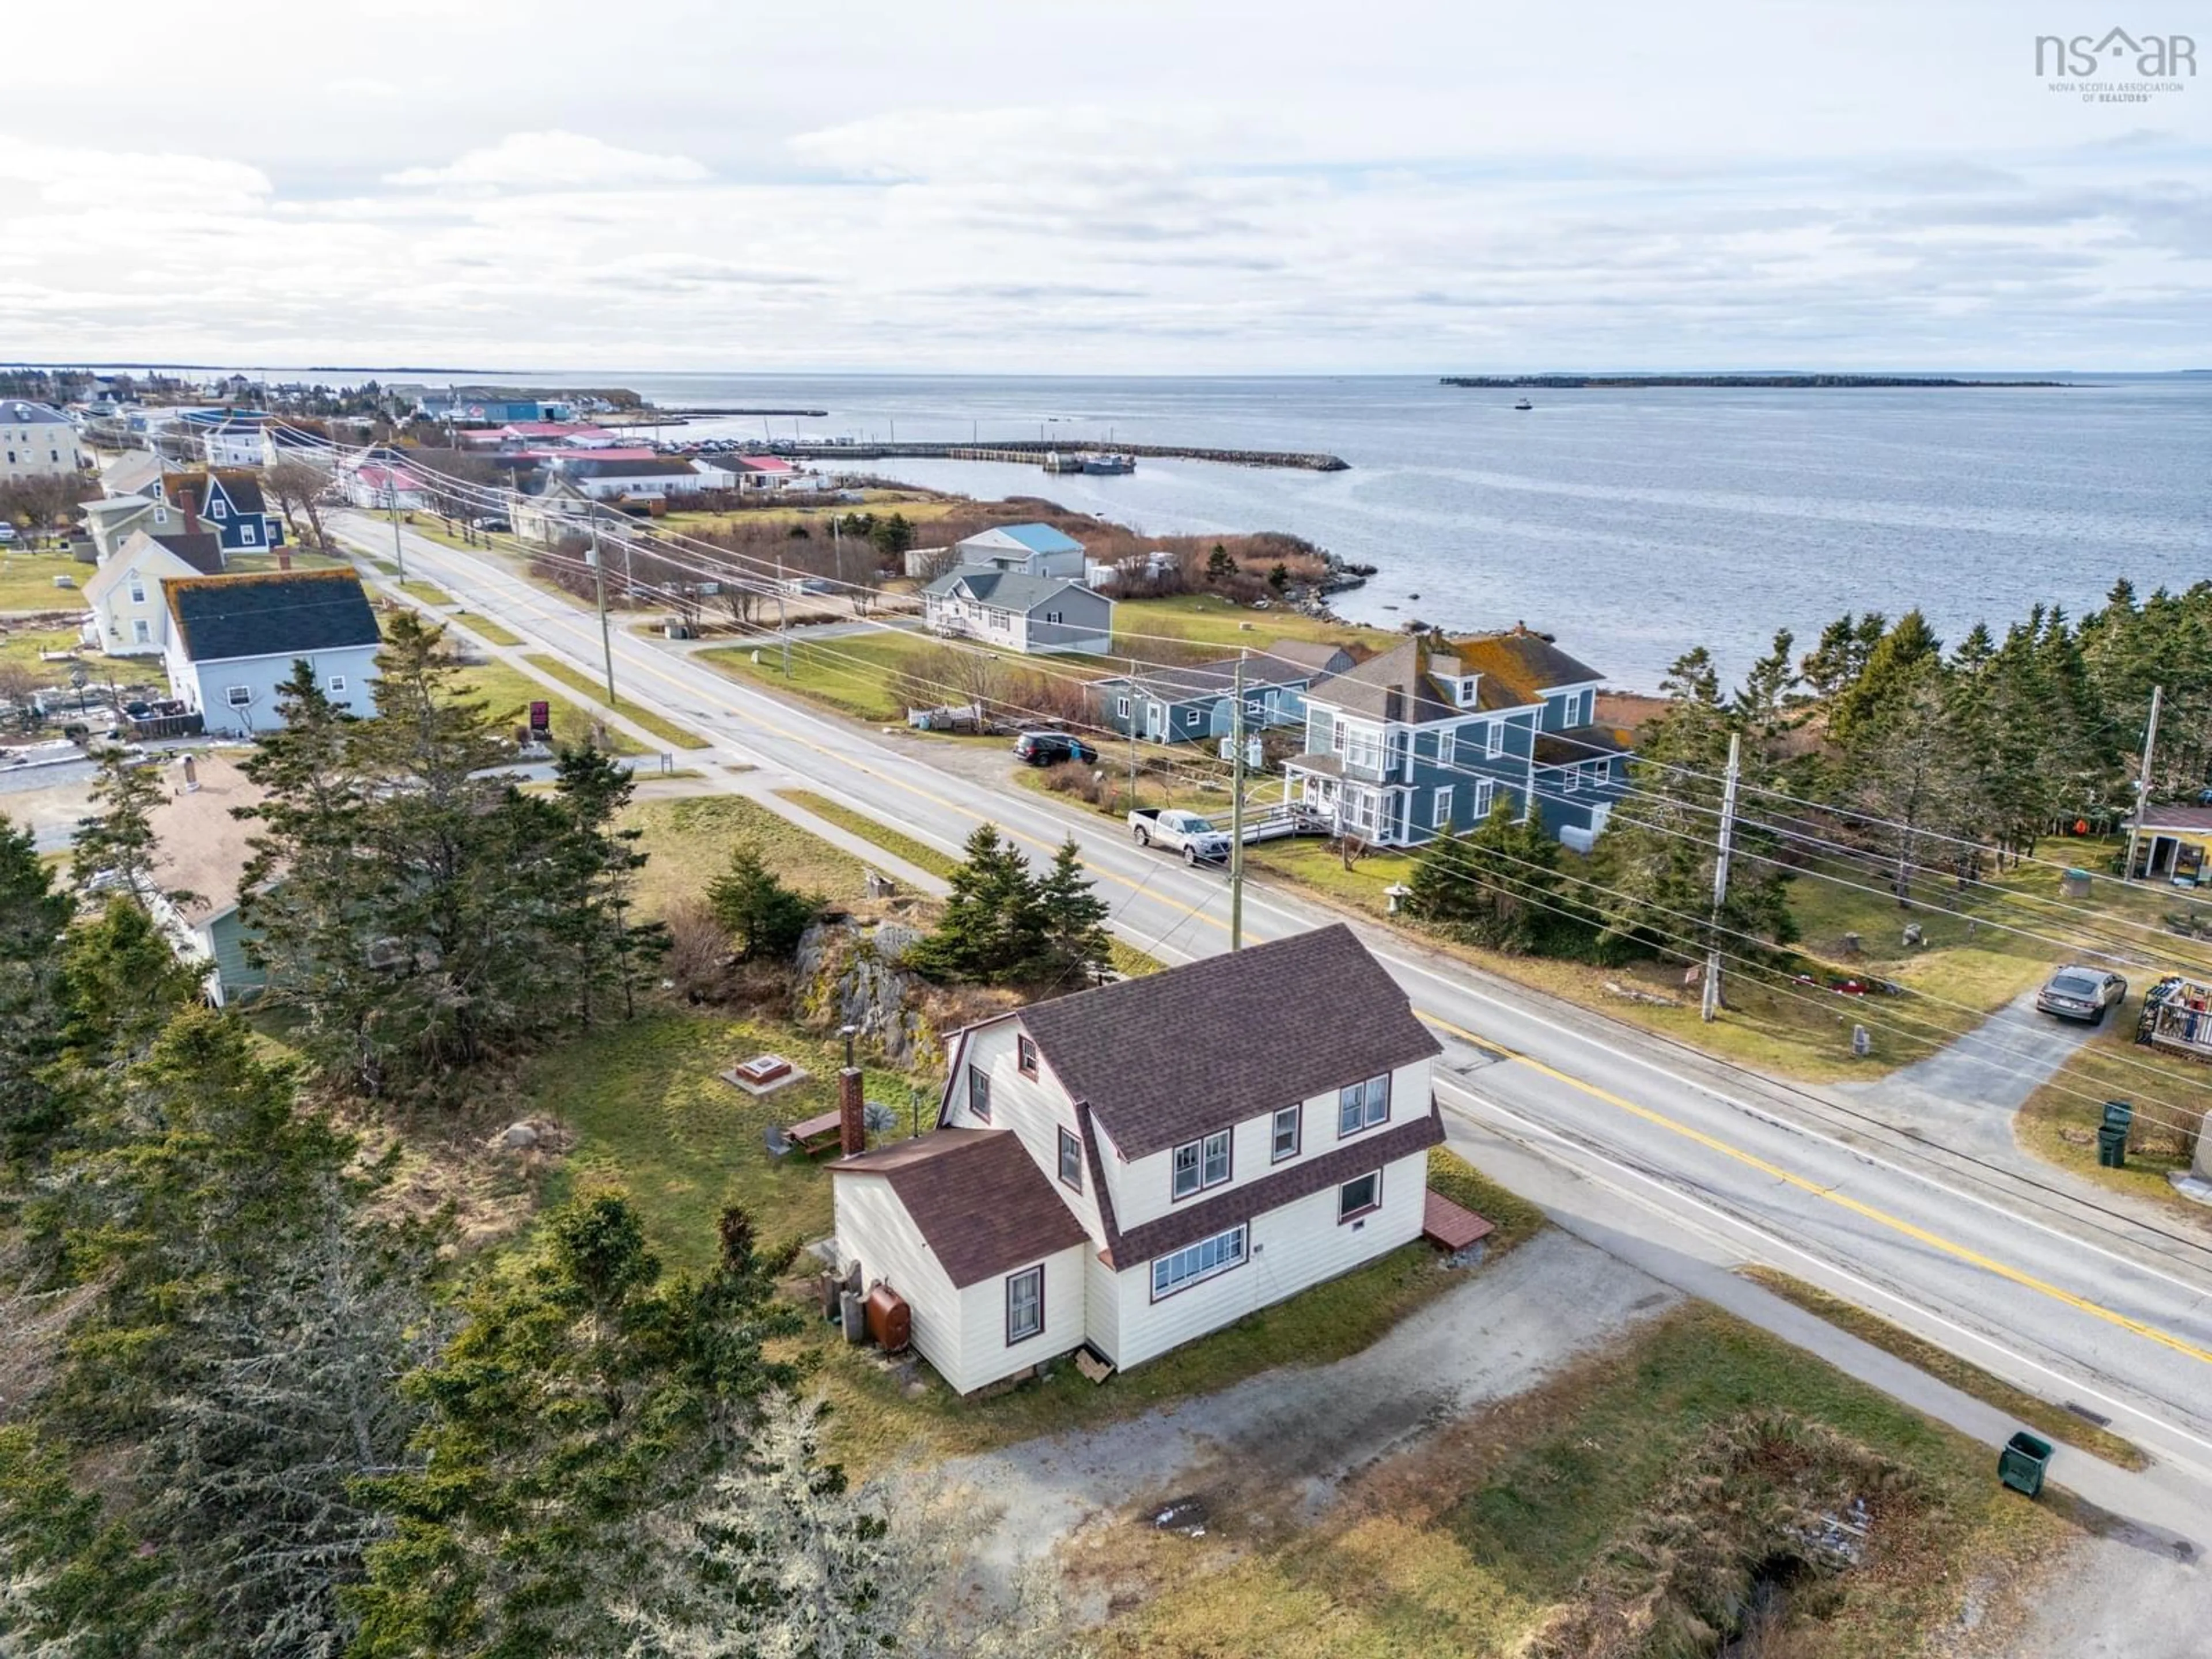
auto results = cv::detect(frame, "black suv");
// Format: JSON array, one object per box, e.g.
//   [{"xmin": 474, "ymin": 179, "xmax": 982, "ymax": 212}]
[{"xmin": 1012, "ymin": 730, "xmax": 1099, "ymax": 766}]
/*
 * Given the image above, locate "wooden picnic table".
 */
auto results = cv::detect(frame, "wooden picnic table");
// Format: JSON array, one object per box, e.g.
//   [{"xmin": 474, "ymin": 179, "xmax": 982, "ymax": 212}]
[{"xmin": 784, "ymin": 1109, "xmax": 846, "ymax": 1157}]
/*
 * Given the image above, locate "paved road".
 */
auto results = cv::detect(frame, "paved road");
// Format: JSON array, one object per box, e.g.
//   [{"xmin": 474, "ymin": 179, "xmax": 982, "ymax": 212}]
[{"xmin": 336, "ymin": 512, "xmax": 2212, "ymax": 1520}]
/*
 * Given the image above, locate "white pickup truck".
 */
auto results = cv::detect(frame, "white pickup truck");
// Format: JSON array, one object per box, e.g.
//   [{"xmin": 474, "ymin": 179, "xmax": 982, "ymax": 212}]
[{"xmin": 1128, "ymin": 807, "xmax": 1232, "ymax": 865}]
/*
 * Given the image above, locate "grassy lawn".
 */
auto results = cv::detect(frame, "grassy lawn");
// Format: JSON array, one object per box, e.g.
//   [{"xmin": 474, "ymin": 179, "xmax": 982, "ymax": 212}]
[
  {"xmin": 0, "ymin": 549, "xmax": 92, "ymax": 612},
  {"xmin": 1741, "ymin": 1266, "xmax": 2147, "ymax": 1468},
  {"xmin": 1248, "ymin": 838, "xmax": 1953, "ymax": 1081},
  {"xmin": 457, "ymin": 613, "xmax": 525, "ymax": 647},
  {"xmin": 2015, "ymin": 992, "xmax": 2212, "ymax": 1223},
  {"xmin": 225, "ymin": 550, "xmax": 348, "ymax": 574},
  {"xmin": 524, "ymin": 1012, "xmax": 873, "ymax": 1279},
  {"xmin": 449, "ymin": 657, "xmax": 643, "ymax": 756},
  {"xmin": 397, "ymin": 578, "xmax": 455, "ymax": 607},
  {"xmin": 777, "ymin": 787, "xmax": 960, "ymax": 880},
  {"xmin": 656, "ymin": 489, "xmax": 967, "ymax": 537},
  {"xmin": 625, "ymin": 793, "xmax": 873, "ymax": 920},
  {"xmin": 522, "ymin": 652, "xmax": 713, "ymax": 749},
  {"xmin": 701, "ymin": 631, "xmax": 987, "ymax": 724},
  {"xmin": 813, "ymin": 1147, "xmax": 1540, "ymax": 1478},
  {"xmin": 1115, "ymin": 593, "xmax": 1397, "ymax": 657},
  {"xmin": 1100, "ymin": 1302, "xmax": 2067, "ymax": 1658},
  {"xmin": 0, "ymin": 623, "xmax": 89, "ymax": 691}
]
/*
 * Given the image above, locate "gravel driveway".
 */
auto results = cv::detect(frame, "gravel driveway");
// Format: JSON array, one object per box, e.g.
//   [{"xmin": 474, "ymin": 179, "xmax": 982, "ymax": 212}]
[{"xmin": 939, "ymin": 1229, "xmax": 1676, "ymax": 1585}]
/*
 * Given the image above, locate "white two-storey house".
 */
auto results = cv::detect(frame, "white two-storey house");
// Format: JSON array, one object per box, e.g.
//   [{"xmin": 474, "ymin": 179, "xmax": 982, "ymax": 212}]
[{"xmin": 830, "ymin": 924, "xmax": 1446, "ymax": 1394}]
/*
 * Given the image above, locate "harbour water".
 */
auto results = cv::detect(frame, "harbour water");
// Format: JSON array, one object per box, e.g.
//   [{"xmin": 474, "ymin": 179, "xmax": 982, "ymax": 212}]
[{"xmin": 628, "ymin": 372, "xmax": 2212, "ymax": 691}]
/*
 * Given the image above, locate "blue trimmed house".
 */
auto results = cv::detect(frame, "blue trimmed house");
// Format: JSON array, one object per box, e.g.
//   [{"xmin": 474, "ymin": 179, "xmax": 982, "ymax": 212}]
[
  {"xmin": 1281, "ymin": 628, "xmax": 1631, "ymax": 849},
  {"xmin": 1092, "ymin": 641, "xmax": 1353, "ymax": 745},
  {"xmin": 163, "ymin": 469, "xmax": 286, "ymax": 555}
]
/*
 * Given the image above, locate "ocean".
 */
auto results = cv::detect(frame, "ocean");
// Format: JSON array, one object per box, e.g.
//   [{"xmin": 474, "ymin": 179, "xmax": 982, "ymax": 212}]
[
  {"xmin": 615, "ymin": 372, "xmax": 2212, "ymax": 691},
  {"xmin": 107, "ymin": 366, "xmax": 2212, "ymax": 691}
]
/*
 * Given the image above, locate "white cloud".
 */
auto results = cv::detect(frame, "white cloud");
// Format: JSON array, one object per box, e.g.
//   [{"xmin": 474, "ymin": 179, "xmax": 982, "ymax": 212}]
[
  {"xmin": 0, "ymin": 137, "xmax": 270, "ymax": 211},
  {"xmin": 385, "ymin": 130, "xmax": 710, "ymax": 191}
]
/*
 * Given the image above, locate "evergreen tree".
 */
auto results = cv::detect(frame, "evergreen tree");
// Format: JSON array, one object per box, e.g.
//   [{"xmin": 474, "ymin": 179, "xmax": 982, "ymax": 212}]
[
  {"xmin": 1842, "ymin": 661, "xmax": 1969, "ymax": 907},
  {"xmin": 69, "ymin": 750, "xmax": 169, "ymax": 903},
  {"xmin": 0, "ymin": 820, "xmax": 73, "ymax": 1159},
  {"xmin": 1033, "ymin": 838, "xmax": 1112, "ymax": 987},
  {"xmin": 1205, "ymin": 545, "xmax": 1236, "ymax": 583},
  {"xmin": 349, "ymin": 1196, "xmax": 801, "ymax": 1659},
  {"xmin": 906, "ymin": 825, "xmax": 1050, "ymax": 986},
  {"xmin": 708, "ymin": 840, "xmax": 820, "ymax": 962},
  {"xmin": 1827, "ymin": 610, "xmax": 1941, "ymax": 743},
  {"xmin": 548, "ymin": 746, "xmax": 664, "ymax": 1021},
  {"xmin": 1730, "ymin": 628, "xmax": 1798, "ymax": 750},
  {"xmin": 1406, "ymin": 798, "xmax": 1587, "ymax": 956}
]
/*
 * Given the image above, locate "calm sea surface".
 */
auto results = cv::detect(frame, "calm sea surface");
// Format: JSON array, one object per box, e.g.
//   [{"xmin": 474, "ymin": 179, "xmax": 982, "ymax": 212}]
[
  {"xmin": 185, "ymin": 368, "xmax": 2212, "ymax": 690},
  {"xmin": 607, "ymin": 373, "xmax": 2212, "ymax": 691}
]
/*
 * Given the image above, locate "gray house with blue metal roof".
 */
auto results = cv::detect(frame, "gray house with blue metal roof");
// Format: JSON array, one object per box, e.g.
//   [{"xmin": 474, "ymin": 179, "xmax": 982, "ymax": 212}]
[
  {"xmin": 1282, "ymin": 628, "xmax": 1630, "ymax": 849},
  {"xmin": 162, "ymin": 569, "xmax": 382, "ymax": 737},
  {"xmin": 953, "ymin": 522, "xmax": 1086, "ymax": 579}
]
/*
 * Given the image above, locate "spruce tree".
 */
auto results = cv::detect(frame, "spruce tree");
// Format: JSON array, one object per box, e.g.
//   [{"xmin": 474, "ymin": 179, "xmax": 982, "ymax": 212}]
[
  {"xmin": 906, "ymin": 825, "xmax": 1050, "ymax": 986},
  {"xmin": 0, "ymin": 820, "xmax": 73, "ymax": 1159},
  {"xmin": 1034, "ymin": 838, "xmax": 1112, "ymax": 987},
  {"xmin": 707, "ymin": 840, "xmax": 820, "ymax": 962}
]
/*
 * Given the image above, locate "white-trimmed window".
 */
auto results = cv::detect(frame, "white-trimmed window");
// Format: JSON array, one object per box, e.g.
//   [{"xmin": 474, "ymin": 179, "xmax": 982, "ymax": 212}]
[
  {"xmin": 1116, "ymin": 696, "xmax": 1131, "ymax": 718},
  {"xmin": 1183, "ymin": 707, "xmax": 1202, "ymax": 728},
  {"xmin": 131, "ymin": 619, "xmax": 150, "ymax": 644},
  {"xmin": 1057, "ymin": 1126, "xmax": 1082, "ymax": 1190},
  {"xmin": 1433, "ymin": 785, "xmax": 1453, "ymax": 827},
  {"xmin": 1338, "ymin": 1170, "xmax": 1382, "ymax": 1222},
  {"xmin": 1338, "ymin": 1073, "xmax": 1391, "ymax": 1137},
  {"xmin": 1151, "ymin": 1224, "xmax": 1247, "ymax": 1300},
  {"xmin": 225, "ymin": 685, "xmax": 253, "ymax": 707},
  {"xmin": 1342, "ymin": 725, "xmax": 1382, "ymax": 773},
  {"xmin": 1561, "ymin": 765, "xmax": 1581, "ymax": 794},
  {"xmin": 1271, "ymin": 1104, "xmax": 1301, "ymax": 1162},
  {"xmin": 1484, "ymin": 720, "xmax": 1506, "ymax": 759},
  {"xmin": 328, "ymin": 675, "xmax": 347, "ymax": 694},
  {"xmin": 210, "ymin": 499, "xmax": 227, "ymax": 519},
  {"xmin": 1435, "ymin": 728, "xmax": 1455, "ymax": 768},
  {"xmin": 1472, "ymin": 777, "xmax": 1496, "ymax": 821},
  {"xmin": 240, "ymin": 522, "xmax": 257, "ymax": 546},
  {"xmin": 1171, "ymin": 1129, "xmax": 1232, "ymax": 1199},
  {"xmin": 128, "ymin": 576, "xmax": 145, "ymax": 603},
  {"xmin": 1005, "ymin": 1265, "xmax": 1044, "ymax": 1344},
  {"xmin": 967, "ymin": 1065, "xmax": 991, "ymax": 1122}
]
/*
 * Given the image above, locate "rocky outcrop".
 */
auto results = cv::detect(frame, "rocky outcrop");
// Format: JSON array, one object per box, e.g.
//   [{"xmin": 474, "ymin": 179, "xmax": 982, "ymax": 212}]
[{"xmin": 794, "ymin": 918, "xmax": 934, "ymax": 1066}]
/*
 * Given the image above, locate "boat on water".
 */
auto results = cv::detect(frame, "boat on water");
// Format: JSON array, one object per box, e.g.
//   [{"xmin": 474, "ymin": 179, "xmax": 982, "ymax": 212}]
[
  {"xmin": 1080, "ymin": 452, "xmax": 1136, "ymax": 474},
  {"xmin": 1513, "ymin": 397, "xmax": 1534, "ymax": 411}
]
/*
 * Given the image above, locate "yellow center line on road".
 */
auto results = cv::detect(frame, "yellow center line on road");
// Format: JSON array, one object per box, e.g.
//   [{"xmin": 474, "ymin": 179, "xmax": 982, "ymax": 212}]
[
  {"xmin": 1419, "ymin": 1009, "xmax": 2212, "ymax": 1369},
  {"xmin": 411, "ymin": 536, "xmax": 2212, "ymax": 1369}
]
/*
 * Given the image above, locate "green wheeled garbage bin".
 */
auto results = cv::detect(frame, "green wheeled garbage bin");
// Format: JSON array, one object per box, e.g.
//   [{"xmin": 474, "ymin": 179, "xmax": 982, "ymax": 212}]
[
  {"xmin": 1999, "ymin": 1430, "xmax": 2054, "ymax": 1498},
  {"xmin": 2101, "ymin": 1100, "xmax": 2134, "ymax": 1134},
  {"xmin": 2099, "ymin": 1125, "xmax": 2128, "ymax": 1168}
]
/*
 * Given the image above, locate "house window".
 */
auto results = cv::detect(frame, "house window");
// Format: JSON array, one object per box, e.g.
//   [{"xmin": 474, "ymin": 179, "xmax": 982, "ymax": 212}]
[
  {"xmin": 1338, "ymin": 1073, "xmax": 1391, "ymax": 1137},
  {"xmin": 1017, "ymin": 1035, "xmax": 1038, "ymax": 1077},
  {"xmin": 1436, "ymin": 728, "xmax": 1455, "ymax": 768},
  {"xmin": 1271, "ymin": 1104, "xmax": 1301, "ymax": 1162},
  {"xmin": 1342, "ymin": 726, "xmax": 1382, "ymax": 772},
  {"xmin": 1433, "ymin": 785, "xmax": 1453, "ymax": 827},
  {"xmin": 1484, "ymin": 720, "xmax": 1506, "ymax": 759},
  {"xmin": 1561, "ymin": 766, "xmax": 1580, "ymax": 794},
  {"xmin": 1057, "ymin": 1126, "xmax": 1082, "ymax": 1190},
  {"xmin": 328, "ymin": 675, "xmax": 347, "ymax": 694},
  {"xmin": 1183, "ymin": 708, "xmax": 1201, "ymax": 728},
  {"xmin": 1171, "ymin": 1129, "xmax": 1232, "ymax": 1199},
  {"xmin": 128, "ymin": 577, "xmax": 145, "ymax": 603},
  {"xmin": 132, "ymin": 619, "xmax": 150, "ymax": 644},
  {"xmin": 967, "ymin": 1066, "xmax": 991, "ymax": 1122},
  {"xmin": 1472, "ymin": 778, "xmax": 1496, "ymax": 821},
  {"xmin": 240, "ymin": 522, "xmax": 258, "ymax": 546},
  {"xmin": 225, "ymin": 685, "xmax": 253, "ymax": 707},
  {"xmin": 1150, "ymin": 1224, "xmax": 1247, "ymax": 1300},
  {"xmin": 1338, "ymin": 1170, "xmax": 1382, "ymax": 1222},
  {"xmin": 210, "ymin": 499, "xmax": 227, "ymax": 518},
  {"xmin": 1116, "ymin": 696, "xmax": 1131, "ymax": 718},
  {"xmin": 1005, "ymin": 1264, "xmax": 1044, "ymax": 1344}
]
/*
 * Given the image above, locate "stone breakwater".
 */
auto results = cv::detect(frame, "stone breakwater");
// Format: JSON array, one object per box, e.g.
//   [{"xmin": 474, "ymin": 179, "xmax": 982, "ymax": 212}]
[{"xmin": 764, "ymin": 440, "xmax": 1349, "ymax": 471}]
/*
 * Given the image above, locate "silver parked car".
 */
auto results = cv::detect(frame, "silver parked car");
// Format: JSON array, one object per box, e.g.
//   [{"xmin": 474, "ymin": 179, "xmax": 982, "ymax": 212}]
[{"xmin": 2035, "ymin": 965, "xmax": 2128, "ymax": 1024}]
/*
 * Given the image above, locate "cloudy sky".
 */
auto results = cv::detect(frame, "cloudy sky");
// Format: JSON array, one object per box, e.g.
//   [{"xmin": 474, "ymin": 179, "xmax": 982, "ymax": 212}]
[{"xmin": 2, "ymin": 0, "xmax": 2207, "ymax": 372}]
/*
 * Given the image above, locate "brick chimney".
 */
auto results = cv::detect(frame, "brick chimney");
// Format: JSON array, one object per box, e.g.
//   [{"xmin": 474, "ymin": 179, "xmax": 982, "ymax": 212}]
[
  {"xmin": 276, "ymin": 548, "xmax": 292, "ymax": 571},
  {"xmin": 179, "ymin": 488, "xmax": 200, "ymax": 536},
  {"xmin": 838, "ymin": 1023, "xmax": 866, "ymax": 1157}
]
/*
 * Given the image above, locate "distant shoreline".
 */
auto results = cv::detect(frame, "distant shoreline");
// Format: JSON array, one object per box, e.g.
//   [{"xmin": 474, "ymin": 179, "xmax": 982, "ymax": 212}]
[{"xmin": 1440, "ymin": 374, "xmax": 2077, "ymax": 389}]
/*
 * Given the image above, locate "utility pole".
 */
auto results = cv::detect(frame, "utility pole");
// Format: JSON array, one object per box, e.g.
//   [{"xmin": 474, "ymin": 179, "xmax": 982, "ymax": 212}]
[
  {"xmin": 1230, "ymin": 651, "xmax": 1247, "ymax": 950},
  {"xmin": 776, "ymin": 555, "xmax": 790, "ymax": 677},
  {"xmin": 385, "ymin": 477, "xmax": 406, "ymax": 579},
  {"xmin": 1702, "ymin": 730, "xmax": 1741, "ymax": 1022},
  {"xmin": 586, "ymin": 500, "xmax": 616, "ymax": 704},
  {"xmin": 2124, "ymin": 684, "xmax": 2164, "ymax": 882},
  {"xmin": 1127, "ymin": 657, "xmax": 1139, "ymax": 811}
]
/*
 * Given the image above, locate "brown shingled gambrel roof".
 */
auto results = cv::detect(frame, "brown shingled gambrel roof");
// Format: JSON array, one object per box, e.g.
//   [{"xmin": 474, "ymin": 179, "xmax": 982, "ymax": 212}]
[
  {"xmin": 1014, "ymin": 923, "xmax": 1440, "ymax": 1161},
  {"xmin": 828, "ymin": 1128, "xmax": 1092, "ymax": 1288},
  {"xmin": 1446, "ymin": 628, "xmax": 1605, "ymax": 704}
]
